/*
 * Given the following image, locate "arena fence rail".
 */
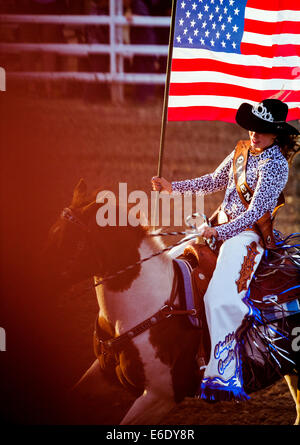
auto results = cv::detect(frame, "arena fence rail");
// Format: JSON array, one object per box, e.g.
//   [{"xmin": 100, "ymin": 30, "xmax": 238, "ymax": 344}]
[{"xmin": 0, "ymin": 0, "xmax": 170, "ymax": 102}]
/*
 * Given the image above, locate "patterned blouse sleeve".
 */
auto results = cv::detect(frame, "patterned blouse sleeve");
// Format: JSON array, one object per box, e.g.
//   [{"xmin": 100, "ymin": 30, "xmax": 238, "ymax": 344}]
[
  {"xmin": 215, "ymin": 157, "xmax": 289, "ymax": 241},
  {"xmin": 171, "ymin": 150, "xmax": 234, "ymax": 195}
]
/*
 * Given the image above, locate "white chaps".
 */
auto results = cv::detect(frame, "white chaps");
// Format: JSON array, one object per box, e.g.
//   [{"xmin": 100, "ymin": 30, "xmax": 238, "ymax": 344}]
[{"xmin": 200, "ymin": 230, "xmax": 264, "ymax": 401}]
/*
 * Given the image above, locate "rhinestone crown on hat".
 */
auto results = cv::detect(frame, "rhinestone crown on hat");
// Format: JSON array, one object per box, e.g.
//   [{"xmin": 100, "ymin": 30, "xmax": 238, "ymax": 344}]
[{"xmin": 251, "ymin": 103, "xmax": 274, "ymax": 122}]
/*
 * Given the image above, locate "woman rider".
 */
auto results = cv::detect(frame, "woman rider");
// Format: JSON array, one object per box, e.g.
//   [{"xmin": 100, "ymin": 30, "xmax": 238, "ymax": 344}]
[{"xmin": 151, "ymin": 99, "xmax": 299, "ymax": 401}]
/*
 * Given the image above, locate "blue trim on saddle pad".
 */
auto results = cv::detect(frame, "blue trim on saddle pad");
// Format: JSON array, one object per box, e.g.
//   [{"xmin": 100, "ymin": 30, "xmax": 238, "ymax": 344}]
[
  {"xmin": 173, "ymin": 258, "xmax": 200, "ymax": 327},
  {"xmin": 244, "ymin": 286, "xmax": 300, "ymax": 324},
  {"xmin": 261, "ymin": 298, "xmax": 300, "ymax": 322}
]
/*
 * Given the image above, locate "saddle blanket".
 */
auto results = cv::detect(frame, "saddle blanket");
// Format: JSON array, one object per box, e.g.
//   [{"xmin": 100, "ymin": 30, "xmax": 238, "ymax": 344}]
[{"xmin": 173, "ymin": 258, "xmax": 200, "ymax": 328}]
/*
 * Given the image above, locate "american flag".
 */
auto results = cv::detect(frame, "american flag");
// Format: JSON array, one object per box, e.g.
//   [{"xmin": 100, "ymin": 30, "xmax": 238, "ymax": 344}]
[{"xmin": 167, "ymin": 0, "xmax": 300, "ymax": 122}]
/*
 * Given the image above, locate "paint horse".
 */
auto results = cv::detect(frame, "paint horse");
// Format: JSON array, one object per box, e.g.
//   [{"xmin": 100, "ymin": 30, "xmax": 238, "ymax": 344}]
[{"xmin": 46, "ymin": 179, "xmax": 300, "ymax": 425}]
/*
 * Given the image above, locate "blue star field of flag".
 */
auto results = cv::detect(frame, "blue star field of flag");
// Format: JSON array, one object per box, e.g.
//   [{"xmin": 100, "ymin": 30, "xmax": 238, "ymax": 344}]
[{"xmin": 174, "ymin": 0, "xmax": 248, "ymax": 53}]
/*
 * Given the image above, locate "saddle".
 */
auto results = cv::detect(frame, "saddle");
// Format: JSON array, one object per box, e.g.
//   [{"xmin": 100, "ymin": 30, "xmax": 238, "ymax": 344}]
[{"xmin": 175, "ymin": 240, "xmax": 300, "ymax": 329}]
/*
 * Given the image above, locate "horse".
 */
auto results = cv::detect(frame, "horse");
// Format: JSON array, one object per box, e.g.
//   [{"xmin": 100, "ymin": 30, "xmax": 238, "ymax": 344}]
[{"xmin": 45, "ymin": 179, "xmax": 300, "ymax": 425}]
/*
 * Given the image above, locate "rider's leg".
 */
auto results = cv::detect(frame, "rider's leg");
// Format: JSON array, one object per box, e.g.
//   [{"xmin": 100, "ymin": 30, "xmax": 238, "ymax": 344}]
[{"xmin": 199, "ymin": 230, "xmax": 264, "ymax": 401}]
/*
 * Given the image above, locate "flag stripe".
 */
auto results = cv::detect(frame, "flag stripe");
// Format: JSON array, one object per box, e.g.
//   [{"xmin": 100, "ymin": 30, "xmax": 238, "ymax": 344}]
[
  {"xmin": 244, "ymin": 19, "xmax": 300, "ymax": 35},
  {"xmin": 243, "ymin": 32, "xmax": 300, "ymax": 46},
  {"xmin": 169, "ymin": 83, "xmax": 299, "ymax": 103},
  {"xmin": 168, "ymin": 106, "xmax": 238, "ymax": 122},
  {"xmin": 241, "ymin": 42, "xmax": 299, "ymax": 57},
  {"xmin": 168, "ymin": 95, "xmax": 299, "ymax": 110},
  {"xmin": 246, "ymin": 0, "xmax": 300, "ymax": 14},
  {"xmin": 245, "ymin": 7, "xmax": 300, "ymax": 22},
  {"xmin": 168, "ymin": 106, "xmax": 299, "ymax": 123},
  {"xmin": 171, "ymin": 58, "xmax": 298, "ymax": 80},
  {"xmin": 170, "ymin": 71, "xmax": 300, "ymax": 91},
  {"xmin": 172, "ymin": 48, "xmax": 299, "ymax": 68}
]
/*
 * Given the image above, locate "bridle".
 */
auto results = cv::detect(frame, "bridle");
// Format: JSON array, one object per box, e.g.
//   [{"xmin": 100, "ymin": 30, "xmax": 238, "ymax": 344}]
[
  {"xmin": 61, "ymin": 207, "xmax": 92, "ymax": 233},
  {"xmin": 60, "ymin": 207, "xmax": 103, "ymax": 283}
]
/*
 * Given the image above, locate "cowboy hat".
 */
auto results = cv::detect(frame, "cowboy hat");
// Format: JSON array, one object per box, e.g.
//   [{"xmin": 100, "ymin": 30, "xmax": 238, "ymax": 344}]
[{"xmin": 235, "ymin": 99, "xmax": 299, "ymax": 135}]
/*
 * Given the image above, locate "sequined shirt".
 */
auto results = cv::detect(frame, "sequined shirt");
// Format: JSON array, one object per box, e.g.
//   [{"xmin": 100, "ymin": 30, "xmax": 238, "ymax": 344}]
[{"xmin": 171, "ymin": 144, "xmax": 289, "ymax": 240}]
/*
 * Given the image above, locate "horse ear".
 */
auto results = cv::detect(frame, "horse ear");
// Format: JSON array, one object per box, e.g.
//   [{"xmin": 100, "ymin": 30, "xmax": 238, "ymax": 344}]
[{"xmin": 72, "ymin": 178, "xmax": 87, "ymax": 206}]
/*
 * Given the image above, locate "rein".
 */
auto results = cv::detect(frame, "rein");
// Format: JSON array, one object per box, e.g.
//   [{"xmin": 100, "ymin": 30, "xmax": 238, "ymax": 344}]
[
  {"xmin": 61, "ymin": 208, "xmax": 298, "ymax": 291},
  {"xmin": 61, "ymin": 207, "xmax": 206, "ymax": 289}
]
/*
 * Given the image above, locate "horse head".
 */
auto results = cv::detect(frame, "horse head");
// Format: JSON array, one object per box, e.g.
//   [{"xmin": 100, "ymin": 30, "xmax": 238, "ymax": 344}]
[
  {"xmin": 44, "ymin": 178, "xmax": 100, "ymax": 290},
  {"xmin": 45, "ymin": 179, "xmax": 148, "ymax": 292}
]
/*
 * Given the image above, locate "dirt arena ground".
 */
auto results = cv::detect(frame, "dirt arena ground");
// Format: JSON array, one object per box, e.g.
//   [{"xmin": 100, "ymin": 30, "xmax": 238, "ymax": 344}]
[{"xmin": 0, "ymin": 85, "xmax": 299, "ymax": 426}]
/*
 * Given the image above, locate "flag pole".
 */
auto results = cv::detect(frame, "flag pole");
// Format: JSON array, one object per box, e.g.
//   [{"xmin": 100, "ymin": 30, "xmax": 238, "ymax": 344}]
[
  {"xmin": 152, "ymin": 0, "xmax": 177, "ymax": 230},
  {"xmin": 157, "ymin": 0, "xmax": 177, "ymax": 177}
]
